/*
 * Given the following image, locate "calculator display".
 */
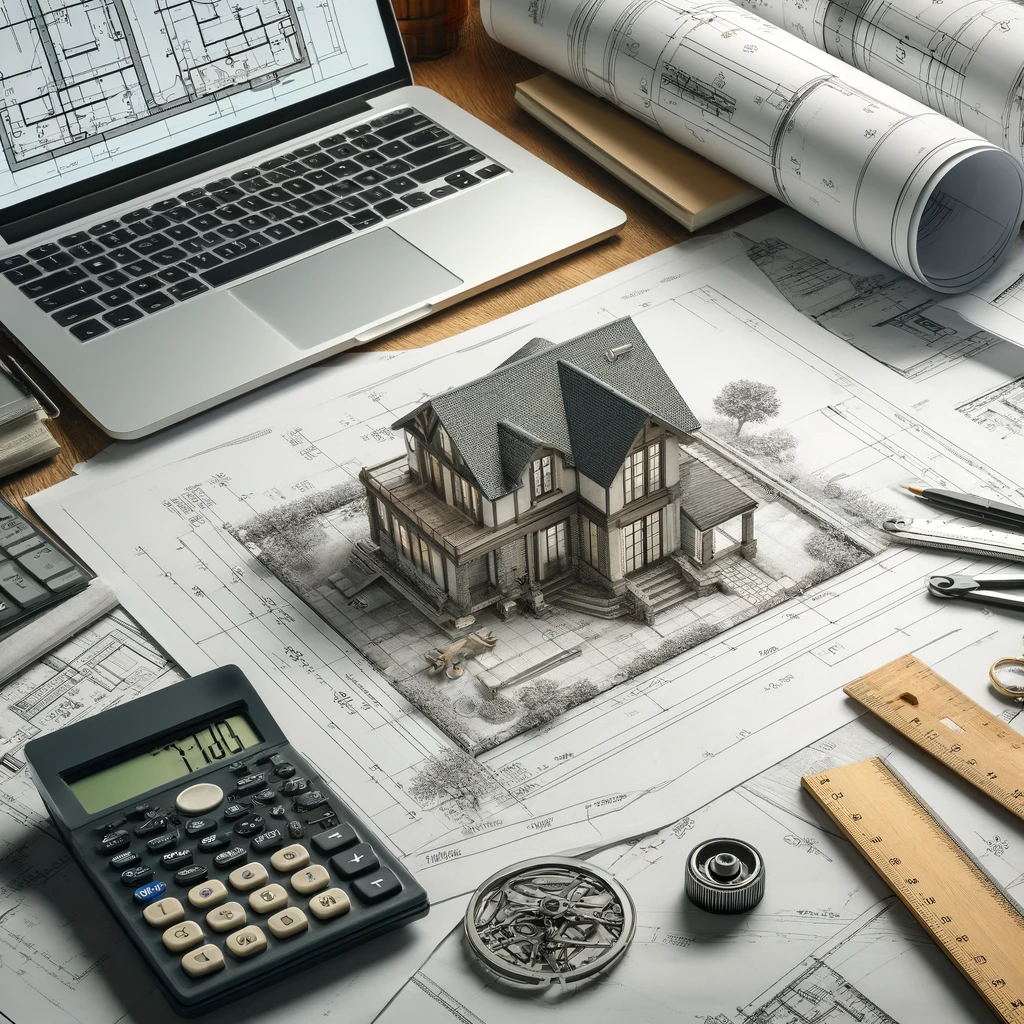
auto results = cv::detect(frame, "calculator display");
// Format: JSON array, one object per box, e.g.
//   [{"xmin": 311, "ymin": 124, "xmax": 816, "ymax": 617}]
[{"xmin": 68, "ymin": 714, "xmax": 261, "ymax": 814}]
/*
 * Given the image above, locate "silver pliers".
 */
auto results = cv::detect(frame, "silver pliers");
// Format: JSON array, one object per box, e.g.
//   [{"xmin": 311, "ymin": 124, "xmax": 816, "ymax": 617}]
[{"xmin": 929, "ymin": 572, "xmax": 1024, "ymax": 612}]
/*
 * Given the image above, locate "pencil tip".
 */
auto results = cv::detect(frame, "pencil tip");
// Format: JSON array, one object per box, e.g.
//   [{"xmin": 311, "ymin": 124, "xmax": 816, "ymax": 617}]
[{"xmin": 905, "ymin": 485, "xmax": 924, "ymax": 495}]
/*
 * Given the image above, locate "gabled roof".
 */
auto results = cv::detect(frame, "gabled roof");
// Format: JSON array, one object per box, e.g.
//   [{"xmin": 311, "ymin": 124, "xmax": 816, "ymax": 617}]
[
  {"xmin": 678, "ymin": 454, "xmax": 757, "ymax": 530},
  {"xmin": 393, "ymin": 318, "xmax": 701, "ymax": 500}
]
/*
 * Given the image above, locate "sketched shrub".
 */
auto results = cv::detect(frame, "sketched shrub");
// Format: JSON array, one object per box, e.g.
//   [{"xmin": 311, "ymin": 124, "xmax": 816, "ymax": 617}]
[
  {"xmin": 476, "ymin": 696, "xmax": 518, "ymax": 724},
  {"xmin": 408, "ymin": 749, "xmax": 499, "ymax": 812},
  {"xmin": 396, "ymin": 678, "xmax": 470, "ymax": 748},
  {"xmin": 564, "ymin": 680, "xmax": 599, "ymax": 707},
  {"xmin": 802, "ymin": 529, "xmax": 865, "ymax": 586},
  {"xmin": 622, "ymin": 621, "xmax": 723, "ymax": 678}
]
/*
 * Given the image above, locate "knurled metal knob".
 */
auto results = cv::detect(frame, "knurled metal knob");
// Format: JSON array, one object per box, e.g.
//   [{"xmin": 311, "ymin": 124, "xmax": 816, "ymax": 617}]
[{"xmin": 685, "ymin": 837, "xmax": 765, "ymax": 914}]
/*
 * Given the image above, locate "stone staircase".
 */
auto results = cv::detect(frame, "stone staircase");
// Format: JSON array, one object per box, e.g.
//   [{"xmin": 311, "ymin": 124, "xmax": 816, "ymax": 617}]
[
  {"xmin": 627, "ymin": 561, "xmax": 695, "ymax": 621},
  {"xmin": 553, "ymin": 581, "xmax": 626, "ymax": 619}
]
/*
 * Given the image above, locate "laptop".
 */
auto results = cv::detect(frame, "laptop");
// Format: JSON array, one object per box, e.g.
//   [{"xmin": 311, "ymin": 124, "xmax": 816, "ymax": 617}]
[{"xmin": 0, "ymin": 0, "xmax": 624, "ymax": 439}]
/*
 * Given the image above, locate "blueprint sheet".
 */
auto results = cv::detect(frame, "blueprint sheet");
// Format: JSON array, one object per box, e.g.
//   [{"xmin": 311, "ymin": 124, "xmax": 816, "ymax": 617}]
[
  {"xmin": 480, "ymin": 0, "xmax": 1024, "ymax": 292},
  {"xmin": 381, "ymin": 707, "xmax": 1024, "ymax": 1024}
]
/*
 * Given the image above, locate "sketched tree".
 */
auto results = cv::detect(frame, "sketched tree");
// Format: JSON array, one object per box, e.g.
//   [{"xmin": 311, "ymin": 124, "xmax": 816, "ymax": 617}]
[
  {"xmin": 408, "ymin": 749, "xmax": 497, "ymax": 812},
  {"xmin": 713, "ymin": 380, "xmax": 781, "ymax": 435}
]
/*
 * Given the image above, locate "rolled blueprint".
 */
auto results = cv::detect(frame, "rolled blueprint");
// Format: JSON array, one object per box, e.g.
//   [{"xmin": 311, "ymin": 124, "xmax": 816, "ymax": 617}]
[
  {"xmin": 480, "ymin": 0, "xmax": 1024, "ymax": 292},
  {"xmin": 732, "ymin": 0, "xmax": 1024, "ymax": 165}
]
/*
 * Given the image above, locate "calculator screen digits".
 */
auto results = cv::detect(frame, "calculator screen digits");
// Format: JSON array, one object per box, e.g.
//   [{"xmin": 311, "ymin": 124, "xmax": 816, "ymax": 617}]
[{"xmin": 67, "ymin": 714, "xmax": 261, "ymax": 814}]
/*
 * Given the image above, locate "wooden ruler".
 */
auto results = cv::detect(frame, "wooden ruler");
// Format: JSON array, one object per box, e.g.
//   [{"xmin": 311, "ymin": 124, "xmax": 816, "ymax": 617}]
[
  {"xmin": 844, "ymin": 653, "xmax": 1024, "ymax": 823},
  {"xmin": 803, "ymin": 758, "xmax": 1024, "ymax": 1022}
]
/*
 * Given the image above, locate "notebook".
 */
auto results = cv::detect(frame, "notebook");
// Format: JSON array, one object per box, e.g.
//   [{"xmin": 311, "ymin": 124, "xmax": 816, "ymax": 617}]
[{"xmin": 0, "ymin": 356, "xmax": 60, "ymax": 478}]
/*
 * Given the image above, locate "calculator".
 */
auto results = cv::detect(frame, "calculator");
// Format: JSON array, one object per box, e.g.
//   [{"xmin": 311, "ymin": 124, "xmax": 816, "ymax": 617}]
[
  {"xmin": 24, "ymin": 665, "xmax": 429, "ymax": 1017},
  {"xmin": 0, "ymin": 494, "xmax": 92, "ymax": 637}
]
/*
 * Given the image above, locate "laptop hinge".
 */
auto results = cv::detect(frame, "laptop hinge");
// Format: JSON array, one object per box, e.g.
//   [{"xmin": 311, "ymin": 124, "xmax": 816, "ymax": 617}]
[{"xmin": 3, "ymin": 97, "xmax": 374, "ymax": 245}]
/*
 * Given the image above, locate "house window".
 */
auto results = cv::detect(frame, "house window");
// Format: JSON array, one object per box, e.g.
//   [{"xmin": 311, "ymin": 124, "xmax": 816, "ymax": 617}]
[
  {"xmin": 453, "ymin": 475, "xmax": 482, "ymax": 522},
  {"xmin": 396, "ymin": 518, "xmax": 439, "ymax": 583},
  {"xmin": 376, "ymin": 498, "xmax": 390, "ymax": 535},
  {"xmin": 647, "ymin": 441, "xmax": 662, "ymax": 493},
  {"xmin": 540, "ymin": 520, "xmax": 569, "ymax": 578},
  {"xmin": 623, "ymin": 441, "xmax": 663, "ymax": 504},
  {"xmin": 531, "ymin": 455, "xmax": 555, "ymax": 499},
  {"xmin": 622, "ymin": 510, "xmax": 662, "ymax": 573},
  {"xmin": 438, "ymin": 426, "xmax": 452, "ymax": 458},
  {"xmin": 427, "ymin": 453, "xmax": 445, "ymax": 498},
  {"xmin": 581, "ymin": 517, "xmax": 600, "ymax": 569}
]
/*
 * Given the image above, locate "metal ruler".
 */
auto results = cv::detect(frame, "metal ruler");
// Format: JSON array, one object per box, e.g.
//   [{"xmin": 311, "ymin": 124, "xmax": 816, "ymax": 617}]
[
  {"xmin": 803, "ymin": 758, "xmax": 1024, "ymax": 1022},
  {"xmin": 843, "ymin": 654, "xmax": 1024, "ymax": 823}
]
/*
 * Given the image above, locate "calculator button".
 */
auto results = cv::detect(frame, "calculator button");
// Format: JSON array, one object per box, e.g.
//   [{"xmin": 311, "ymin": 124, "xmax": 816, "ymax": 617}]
[
  {"xmin": 125, "ymin": 802, "xmax": 155, "ymax": 821},
  {"xmin": 228, "ymin": 761, "xmax": 251, "ymax": 776},
  {"xmin": 198, "ymin": 831, "xmax": 233, "ymax": 852},
  {"xmin": 162, "ymin": 848, "xmax": 193, "ymax": 870},
  {"xmin": 253, "ymin": 788, "xmax": 278, "ymax": 805},
  {"xmin": 249, "ymin": 883, "xmax": 288, "ymax": 913},
  {"xmin": 143, "ymin": 897, "xmax": 184, "ymax": 928},
  {"xmin": 290, "ymin": 864, "xmax": 330, "ymax": 895},
  {"xmin": 0, "ymin": 509, "xmax": 34, "ymax": 544},
  {"xmin": 135, "ymin": 815, "xmax": 169, "ymax": 836},
  {"xmin": 267, "ymin": 907, "xmax": 308, "ymax": 939},
  {"xmin": 46, "ymin": 569, "xmax": 87, "ymax": 593},
  {"xmin": 0, "ymin": 564, "xmax": 48, "ymax": 607},
  {"xmin": 353, "ymin": 869, "xmax": 402, "ymax": 903},
  {"xmin": 280, "ymin": 778, "xmax": 309, "ymax": 796},
  {"xmin": 274, "ymin": 763, "xmax": 296, "ymax": 778},
  {"xmin": 95, "ymin": 815, "xmax": 127, "ymax": 833},
  {"xmin": 148, "ymin": 831, "xmax": 180, "ymax": 852},
  {"xmin": 311, "ymin": 824, "xmax": 357, "ymax": 855},
  {"xmin": 234, "ymin": 814, "xmax": 266, "ymax": 837},
  {"xmin": 206, "ymin": 901, "xmax": 246, "ymax": 933},
  {"xmin": 270, "ymin": 844, "xmax": 309, "ymax": 872},
  {"xmin": 181, "ymin": 943, "xmax": 225, "ymax": 978},
  {"xmin": 121, "ymin": 864, "xmax": 154, "ymax": 886},
  {"xmin": 234, "ymin": 773, "xmax": 267, "ymax": 793},
  {"xmin": 269, "ymin": 804, "xmax": 288, "ymax": 819},
  {"xmin": 133, "ymin": 880, "xmax": 167, "ymax": 904},
  {"xmin": 16, "ymin": 542, "xmax": 74, "ymax": 580},
  {"xmin": 308, "ymin": 888, "xmax": 351, "ymax": 921},
  {"xmin": 185, "ymin": 817, "xmax": 217, "ymax": 837},
  {"xmin": 175, "ymin": 864, "xmax": 208, "ymax": 886},
  {"xmin": 330, "ymin": 844, "xmax": 379, "ymax": 880},
  {"xmin": 162, "ymin": 920, "xmax": 204, "ymax": 953},
  {"xmin": 110, "ymin": 850, "xmax": 140, "ymax": 869},
  {"xmin": 97, "ymin": 830, "xmax": 131, "ymax": 853},
  {"xmin": 223, "ymin": 802, "xmax": 251, "ymax": 820},
  {"xmin": 229, "ymin": 862, "xmax": 269, "ymax": 891},
  {"xmin": 215, "ymin": 845, "xmax": 248, "ymax": 869},
  {"xmin": 188, "ymin": 879, "xmax": 228, "ymax": 908},
  {"xmin": 294, "ymin": 790, "xmax": 328, "ymax": 811},
  {"xmin": 175, "ymin": 782, "xmax": 223, "ymax": 815},
  {"xmin": 287, "ymin": 820, "xmax": 304, "ymax": 840},
  {"xmin": 251, "ymin": 829, "xmax": 284, "ymax": 853},
  {"xmin": 225, "ymin": 924, "xmax": 267, "ymax": 959}
]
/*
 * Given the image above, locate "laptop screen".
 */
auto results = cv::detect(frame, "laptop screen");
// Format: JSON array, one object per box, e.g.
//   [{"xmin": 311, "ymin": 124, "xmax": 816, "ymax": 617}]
[{"xmin": 0, "ymin": 0, "xmax": 399, "ymax": 213}]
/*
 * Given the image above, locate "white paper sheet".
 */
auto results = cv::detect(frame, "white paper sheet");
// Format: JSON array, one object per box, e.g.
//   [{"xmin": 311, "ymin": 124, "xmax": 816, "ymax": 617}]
[{"xmin": 479, "ymin": 0, "xmax": 1024, "ymax": 292}]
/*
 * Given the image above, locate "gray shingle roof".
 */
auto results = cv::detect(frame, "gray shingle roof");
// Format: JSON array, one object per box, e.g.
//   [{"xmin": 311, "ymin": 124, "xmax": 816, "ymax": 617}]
[
  {"xmin": 678, "ymin": 455, "xmax": 757, "ymax": 530},
  {"xmin": 393, "ymin": 318, "xmax": 701, "ymax": 500}
]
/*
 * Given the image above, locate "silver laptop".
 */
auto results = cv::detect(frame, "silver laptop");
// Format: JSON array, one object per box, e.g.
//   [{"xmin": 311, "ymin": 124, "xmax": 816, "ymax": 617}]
[{"xmin": 0, "ymin": 1, "xmax": 623, "ymax": 439}]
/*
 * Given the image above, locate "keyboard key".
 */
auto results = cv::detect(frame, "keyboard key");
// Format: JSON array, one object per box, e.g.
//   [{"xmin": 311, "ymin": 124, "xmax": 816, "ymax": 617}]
[
  {"xmin": 82, "ymin": 255, "xmax": 116, "ymax": 274},
  {"xmin": 338, "ymin": 195, "xmax": 368, "ymax": 212},
  {"xmin": 163, "ymin": 206, "xmax": 196, "ymax": 222},
  {"xmin": 361, "ymin": 186, "xmax": 390, "ymax": 204},
  {"xmin": 330, "ymin": 843, "xmax": 379, "ymax": 879},
  {"xmin": 37, "ymin": 251, "xmax": 74, "ymax": 271},
  {"xmin": 303, "ymin": 153, "xmax": 333, "ymax": 168},
  {"xmin": 109, "ymin": 247, "xmax": 138, "ymax": 264},
  {"xmin": 70, "ymin": 319, "xmax": 109, "ymax": 341},
  {"xmin": 36, "ymin": 280, "xmax": 101, "ymax": 311},
  {"xmin": 345, "ymin": 210, "xmax": 382, "ymax": 230},
  {"xmin": 132, "ymin": 233, "xmax": 172, "ymax": 255},
  {"xmin": 370, "ymin": 107, "xmax": 414, "ymax": 127},
  {"xmin": 380, "ymin": 159, "xmax": 412, "ymax": 176},
  {"xmin": 214, "ymin": 846, "xmax": 248, "ymax": 870},
  {"xmin": 123, "ymin": 259, "xmax": 157, "ymax": 277},
  {"xmin": 26, "ymin": 242, "xmax": 59, "ymax": 259},
  {"xmin": 284, "ymin": 179, "xmax": 315, "ymax": 196},
  {"xmin": 373, "ymin": 114, "xmax": 430, "ymax": 140},
  {"xmin": 355, "ymin": 151, "xmax": 387, "ymax": 168},
  {"xmin": 239, "ymin": 215, "xmax": 269, "ymax": 231},
  {"xmin": 239, "ymin": 195, "xmax": 271, "ymax": 211},
  {"xmin": 168, "ymin": 279, "xmax": 209, "ymax": 301},
  {"xmin": 261, "ymin": 187, "xmax": 292, "ymax": 204},
  {"xmin": 354, "ymin": 169, "xmax": 387, "ymax": 187},
  {"xmin": 325, "ymin": 143, "xmax": 360, "ymax": 160},
  {"xmin": 402, "ymin": 191, "xmax": 433, "ymax": 207},
  {"xmin": 57, "ymin": 233, "xmax": 89, "ymax": 248},
  {"xmin": 98, "ymin": 269, "xmax": 129, "ymax": 287},
  {"xmin": 5, "ymin": 265, "xmax": 41, "ymax": 285},
  {"xmin": 214, "ymin": 236, "xmax": 268, "ymax": 260},
  {"xmin": 135, "ymin": 292, "xmax": 174, "ymax": 314},
  {"xmin": 175, "ymin": 864, "xmax": 208, "ymax": 887},
  {"xmin": 17, "ymin": 543, "xmax": 72, "ymax": 580},
  {"xmin": 286, "ymin": 215, "xmax": 318, "ymax": 232},
  {"xmin": 99, "ymin": 287, "xmax": 134, "ymax": 306},
  {"xmin": 152, "ymin": 246, "xmax": 186, "ymax": 266},
  {"xmin": 127, "ymin": 277, "xmax": 161, "ymax": 295},
  {"xmin": 185, "ymin": 253, "xmax": 222, "ymax": 272},
  {"xmin": 264, "ymin": 224, "xmax": 294, "ymax": 240},
  {"xmin": 311, "ymin": 205, "xmax": 344, "ymax": 223},
  {"xmin": 213, "ymin": 186, "xmax": 246, "ymax": 203},
  {"xmin": 97, "ymin": 228, "xmax": 136, "ymax": 247},
  {"xmin": 89, "ymin": 220, "xmax": 122, "ymax": 236},
  {"xmin": 0, "ymin": 563, "xmax": 49, "ymax": 606},
  {"xmin": 158, "ymin": 266, "xmax": 190, "ymax": 283},
  {"xmin": 188, "ymin": 197, "xmax": 219, "ymax": 214},
  {"xmin": 102, "ymin": 304, "xmax": 145, "ymax": 328},
  {"xmin": 410, "ymin": 150, "xmax": 485, "ymax": 184},
  {"xmin": 45, "ymin": 569, "xmax": 86, "ymax": 592},
  {"xmin": 121, "ymin": 864, "xmax": 154, "ymax": 887},
  {"xmin": 304, "ymin": 189, "xmax": 334, "ymax": 206},
  {"xmin": 165, "ymin": 224, "xmax": 197, "ymax": 241},
  {"xmin": 283, "ymin": 197, "xmax": 312, "ymax": 214},
  {"xmin": 70, "ymin": 241, "xmax": 104, "ymax": 259},
  {"xmin": 353, "ymin": 868, "xmax": 402, "ymax": 903},
  {"xmin": 198, "ymin": 831, "xmax": 233, "ymax": 852},
  {"xmin": 259, "ymin": 157, "xmax": 288, "ymax": 171},
  {"xmin": 345, "ymin": 123, "xmax": 374, "ymax": 138},
  {"xmin": 232, "ymin": 168, "xmax": 261, "ymax": 181},
  {"xmin": 477, "ymin": 163, "xmax": 506, "ymax": 178},
  {"xmin": 148, "ymin": 831, "xmax": 180, "ymax": 852},
  {"xmin": 121, "ymin": 208, "xmax": 150, "ymax": 223},
  {"xmin": 216, "ymin": 203, "xmax": 246, "ymax": 220},
  {"xmin": 53, "ymin": 299, "xmax": 104, "ymax": 326},
  {"xmin": 151, "ymin": 198, "xmax": 182, "ymax": 211},
  {"xmin": 446, "ymin": 171, "xmax": 481, "ymax": 189},
  {"xmin": 384, "ymin": 176, "xmax": 417, "ymax": 194},
  {"xmin": 21, "ymin": 267, "xmax": 86, "ymax": 297},
  {"xmin": 310, "ymin": 823, "xmax": 357, "ymax": 854},
  {"xmin": 219, "ymin": 222, "xmax": 249, "ymax": 238},
  {"xmin": 374, "ymin": 198, "xmax": 408, "ymax": 218},
  {"xmin": 407, "ymin": 126, "xmax": 451, "ymax": 147},
  {"xmin": 191, "ymin": 215, "xmax": 223, "ymax": 234},
  {"xmin": 327, "ymin": 180, "xmax": 361, "ymax": 199},
  {"xmin": 179, "ymin": 238, "xmax": 207, "ymax": 254},
  {"xmin": 379, "ymin": 140, "xmax": 413, "ymax": 158}
]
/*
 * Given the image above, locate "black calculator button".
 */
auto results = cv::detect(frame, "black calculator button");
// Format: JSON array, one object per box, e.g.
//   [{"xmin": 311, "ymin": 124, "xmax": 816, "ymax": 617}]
[
  {"xmin": 252, "ymin": 788, "xmax": 278, "ymax": 805},
  {"xmin": 175, "ymin": 864, "xmax": 208, "ymax": 886},
  {"xmin": 148, "ymin": 831, "xmax": 180, "ymax": 852},
  {"xmin": 133, "ymin": 879, "xmax": 167, "ymax": 904},
  {"xmin": 198, "ymin": 831, "xmax": 233, "ymax": 852},
  {"xmin": 185, "ymin": 818, "xmax": 217, "ymax": 837},
  {"xmin": 251, "ymin": 829, "xmax": 284, "ymax": 853},
  {"xmin": 125, "ymin": 802, "xmax": 154, "ymax": 821},
  {"xmin": 294, "ymin": 790, "xmax": 328, "ymax": 811},
  {"xmin": 223, "ymin": 802, "xmax": 251, "ymax": 820},
  {"xmin": 234, "ymin": 773, "xmax": 266, "ymax": 793},
  {"xmin": 255, "ymin": 752, "xmax": 282, "ymax": 766},
  {"xmin": 279, "ymin": 778, "xmax": 309, "ymax": 796},
  {"xmin": 95, "ymin": 815, "xmax": 127, "ymax": 833},
  {"xmin": 162, "ymin": 848, "xmax": 193, "ymax": 870},
  {"xmin": 308, "ymin": 888, "xmax": 351, "ymax": 921},
  {"xmin": 269, "ymin": 804, "xmax": 287, "ymax": 819},
  {"xmin": 110, "ymin": 850, "xmax": 140, "ymax": 869},
  {"xmin": 274, "ymin": 763, "xmax": 296, "ymax": 778},
  {"xmin": 330, "ymin": 843, "xmax": 379, "ymax": 880},
  {"xmin": 135, "ymin": 815, "xmax": 169, "ymax": 836},
  {"xmin": 287, "ymin": 820, "xmax": 304, "ymax": 840},
  {"xmin": 234, "ymin": 815, "xmax": 265, "ymax": 837},
  {"xmin": 311, "ymin": 823, "xmax": 357, "ymax": 855},
  {"xmin": 97, "ymin": 830, "xmax": 131, "ymax": 853},
  {"xmin": 228, "ymin": 761, "xmax": 251, "ymax": 776},
  {"xmin": 214, "ymin": 845, "xmax": 248, "ymax": 869},
  {"xmin": 121, "ymin": 864, "xmax": 154, "ymax": 887},
  {"xmin": 353, "ymin": 869, "xmax": 402, "ymax": 903}
]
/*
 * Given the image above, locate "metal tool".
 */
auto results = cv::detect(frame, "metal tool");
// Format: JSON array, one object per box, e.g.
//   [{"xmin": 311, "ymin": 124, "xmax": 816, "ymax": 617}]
[
  {"xmin": 990, "ymin": 640, "xmax": 1024, "ymax": 701},
  {"xmin": 803, "ymin": 758, "xmax": 1024, "ymax": 1024},
  {"xmin": 463, "ymin": 856, "xmax": 635, "ymax": 988},
  {"xmin": 884, "ymin": 517, "xmax": 1024, "ymax": 563},
  {"xmin": 929, "ymin": 571, "xmax": 1024, "ymax": 612},
  {"xmin": 684, "ymin": 838, "xmax": 765, "ymax": 914}
]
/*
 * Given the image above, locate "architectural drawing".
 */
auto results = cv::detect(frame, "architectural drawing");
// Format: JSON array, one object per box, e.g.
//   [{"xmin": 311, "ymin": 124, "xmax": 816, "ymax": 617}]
[
  {"xmin": 734, "ymin": 0, "xmax": 1024, "ymax": 163},
  {"xmin": 0, "ymin": 0, "xmax": 312, "ymax": 170},
  {"xmin": 480, "ymin": 0, "xmax": 1024, "ymax": 291},
  {"xmin": 958, "ymin": 376, "xmax": 1024, "ymax": 438}
]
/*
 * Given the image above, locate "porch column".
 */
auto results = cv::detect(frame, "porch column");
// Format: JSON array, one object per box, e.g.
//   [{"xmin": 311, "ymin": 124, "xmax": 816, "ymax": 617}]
[
  {"xmin": 740, "ymin": 511, "xmax": 758, "ymax": 559},
  {"xmin": 699, "ymin": 529, "xmax": 713, "ymax": 566}
]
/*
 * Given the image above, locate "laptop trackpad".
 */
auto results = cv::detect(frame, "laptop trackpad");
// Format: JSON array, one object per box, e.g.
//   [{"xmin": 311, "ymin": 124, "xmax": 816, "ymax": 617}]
[{"xmin": 231, "ymin": 228, "xmax": 463, "ymax": 349}]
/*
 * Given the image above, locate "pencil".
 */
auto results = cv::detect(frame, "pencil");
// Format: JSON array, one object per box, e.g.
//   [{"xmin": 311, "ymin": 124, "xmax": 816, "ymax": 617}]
[{"xmin": 905, "ymin": 485, "xmax": 1024, "ymax": 533}]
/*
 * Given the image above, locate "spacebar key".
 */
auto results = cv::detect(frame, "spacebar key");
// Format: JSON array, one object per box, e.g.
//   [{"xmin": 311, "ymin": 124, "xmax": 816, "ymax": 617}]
[{"xmin": 200, "ymin": 222, "xmax": 352, "ymax": 287}]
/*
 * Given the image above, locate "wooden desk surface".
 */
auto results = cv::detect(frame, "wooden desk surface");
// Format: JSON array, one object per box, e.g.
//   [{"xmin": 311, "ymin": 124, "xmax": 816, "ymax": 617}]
[{"xmin": 0, "ymin": 4, "xmax": 774, "ymax": 516}]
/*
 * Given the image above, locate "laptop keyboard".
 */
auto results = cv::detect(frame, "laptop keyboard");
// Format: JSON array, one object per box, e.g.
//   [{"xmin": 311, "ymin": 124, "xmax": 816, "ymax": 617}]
[{"xmin": 0, "ymin": 108, "xmax": 507, "ymax": 342}]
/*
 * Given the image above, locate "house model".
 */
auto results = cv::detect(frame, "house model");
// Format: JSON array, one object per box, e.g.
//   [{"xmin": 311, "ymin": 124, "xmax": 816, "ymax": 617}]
[{"xmin": 358, "ymin": 318, "xmax": 759, "ymax": 627}]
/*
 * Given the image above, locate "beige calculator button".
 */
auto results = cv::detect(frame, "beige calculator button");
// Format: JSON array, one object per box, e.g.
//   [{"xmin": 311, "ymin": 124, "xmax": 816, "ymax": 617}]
[
  {"xmin": 162, "ymin": 920, "xmax": 204, "ymax": 953},
  {"xmin": 267, "ymin": 907, "xmax": 309, "ymax": 939},
  {"xmin": 290, "ymin": 863, "xmax": 330, "ymax": 895},
  {"xmin": 175, "ymin": 782, "xmax": 224, "ymax": 815},
  {"xmin": 249, "ymin": 883, "xmax": 288, "ymax": 914},
  {"xmin": 309, "ymin": 887, "xmax": 351, "ymax": 921},
  {"xmin": 225, "ymin": 924, "xmax": 267, "ymax": 959},
  {"xmin": 271, "ymin": 844, "xmax": 310, "ymax": 872},
  {"xmin": 206, "ymin": 901, "xmax": 246, "ymax": 934},
  {"xmin": 143, "ymin": 897, "xmax": 184, "ymax": 928},
  {"xmin": 188, "ymin": 879, "xmax": 228, "ymax": 909},
  {"xmin": 229, "ymin": 862, "xmax": 269, "ymax": 891},
  {"xmin": 181, "ymin": 943, "xmax": 225, "ymax": 978}
]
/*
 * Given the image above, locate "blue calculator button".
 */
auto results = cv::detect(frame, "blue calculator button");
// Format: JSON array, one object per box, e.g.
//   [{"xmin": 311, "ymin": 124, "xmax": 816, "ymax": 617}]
[{"xmin": 133, "ymin": 880, "xmax": 166, "ymax": 904}]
